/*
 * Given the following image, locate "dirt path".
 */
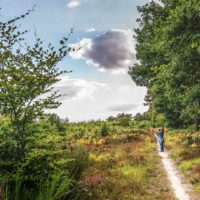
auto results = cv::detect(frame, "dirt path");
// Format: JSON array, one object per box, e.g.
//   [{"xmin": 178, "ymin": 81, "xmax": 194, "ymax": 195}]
[{"xmin": 158, "ymin": 144, "xmax": 199, "ymax": 200}]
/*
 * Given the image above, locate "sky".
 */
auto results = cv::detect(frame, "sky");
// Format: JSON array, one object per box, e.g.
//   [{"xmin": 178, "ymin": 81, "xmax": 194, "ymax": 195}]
[{"xmin": 0, "ymin": 0, "xmax": 149, "ymax": 121}]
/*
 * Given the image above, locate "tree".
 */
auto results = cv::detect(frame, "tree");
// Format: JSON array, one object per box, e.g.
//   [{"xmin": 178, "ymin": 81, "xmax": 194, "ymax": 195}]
[
  {"xmin": 0, "ymin": 9, "xmax": 73, "ymax": 160},
  {"xmin": 134, "ymin": 113, "xmax": 146, "ymax": 121},
  {"xmin": 116, "ymin": 113, "xmax": 133, "ymax": 127},
  {"xmin": 161, "ymin": 0, "xmax": 200, "ymax": 129},
  {"xmin": 129, "ymin": 0, "xmax": 200, "ymax": 129},
  {"xmin": 116, "ymin": 113, "xmax": 133, "ymax": 119},
  {"xmin": 47, "ymin": 113, "xmax": 67, "ymax": 132},
  {"xmin": 99, "ymin": 123, "xmax": 109, "ymax": 137},
  {"xmin": 106, "ymin": 116, "xmax": 116, "ymax": 121}
]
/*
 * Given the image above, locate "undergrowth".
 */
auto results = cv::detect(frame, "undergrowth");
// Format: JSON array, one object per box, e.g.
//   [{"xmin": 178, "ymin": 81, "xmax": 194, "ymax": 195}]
[
  {"xmin": 81, "ymin": 130, "xmax": 175, "ymax": 200},
  {"xmin": 165, "ymin": 130, "xmax": 200, "ymax": 194}
]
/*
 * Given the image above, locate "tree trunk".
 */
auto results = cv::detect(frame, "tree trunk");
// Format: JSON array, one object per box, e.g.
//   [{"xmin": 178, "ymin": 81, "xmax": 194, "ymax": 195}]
[{"xmin": 16, "ymin": 131, "xmax": 26, "ymax": 161}]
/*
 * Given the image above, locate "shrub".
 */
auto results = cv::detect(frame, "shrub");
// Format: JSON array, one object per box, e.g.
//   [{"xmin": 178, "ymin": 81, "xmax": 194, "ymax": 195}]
[{"xmin": 99, "ymin": 123, "xmax": 109, "ymax": 137}]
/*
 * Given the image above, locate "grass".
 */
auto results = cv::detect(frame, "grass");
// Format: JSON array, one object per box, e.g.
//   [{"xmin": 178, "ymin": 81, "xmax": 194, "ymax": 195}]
[
  {"xmin": 180, "ymin": 158, "xmax": 200, "ymax": 171},
  {"xmin": 165, "ymin": 130, "xmax": 200, "ymax": 195},
  {"xmin": 80, "ymin": 130, "xmax": 176, "ymax": 200}
]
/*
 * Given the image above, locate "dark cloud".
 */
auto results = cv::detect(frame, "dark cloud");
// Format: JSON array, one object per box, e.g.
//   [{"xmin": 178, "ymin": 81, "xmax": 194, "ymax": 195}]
[
  {"xmin": 108, "ymin": 103, "xmax": 138, "ymax": 112},
  {"xmin": 70, "ymin": 30, "xmax": 136, "ymax": 73}
]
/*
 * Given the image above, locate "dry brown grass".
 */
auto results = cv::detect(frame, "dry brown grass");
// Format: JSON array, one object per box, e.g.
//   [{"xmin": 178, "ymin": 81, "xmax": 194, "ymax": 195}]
[{"xmin": 80, "ymin": 131, "xmax": 176, "ymax": 200}]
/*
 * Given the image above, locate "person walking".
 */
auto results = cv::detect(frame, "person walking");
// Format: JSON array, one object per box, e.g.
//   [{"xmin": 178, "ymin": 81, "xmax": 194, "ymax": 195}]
[{"xmin": 156, "ymin": 128, "xmax": 164, "ymax": 152}]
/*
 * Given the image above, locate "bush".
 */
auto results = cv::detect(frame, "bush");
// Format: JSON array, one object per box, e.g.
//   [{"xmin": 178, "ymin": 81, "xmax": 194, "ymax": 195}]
[
  {"xmin": 137, "ymin": 120, "xmax": 152, "ymax": 129},
  {"xmin": 1, "ymin": 146, "xmax": 88, "ymax": 200},
  {"xmin": 99, "ymin": 123, "xmax": 109, "ymax": 137},
  {"xmin": 3, "ymin": 173, "xmax": 74, "ymax": 200},
  {"xmin": 0, "ymin": 118, "xmax": 89, "ymax": 200},
  {"xmin": 37, "ymin": 173, "xmax": 74, "ymax": 200}
]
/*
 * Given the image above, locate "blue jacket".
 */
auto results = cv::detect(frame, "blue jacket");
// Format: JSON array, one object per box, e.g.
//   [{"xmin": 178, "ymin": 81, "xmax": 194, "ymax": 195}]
[{"xmin": 157, "ymin": 130, "xmax": 164, "ymax": 142}]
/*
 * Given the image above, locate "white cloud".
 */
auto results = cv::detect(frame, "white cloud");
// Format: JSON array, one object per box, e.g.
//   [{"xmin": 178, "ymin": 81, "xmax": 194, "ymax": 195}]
[
  {"xmin": 52, "ymin": 74, "xmax": 148, "ymax": 122},
  {"xmin": 67, "ymin": 0, "xmax": 88, "ymax": 8},
  {"xmin": 69, "ymin": 29, "xmax": 137, "ymax": 74},
  {"xmin": 67, "ymin": 0, "xmax": 81, "ymax": 8},
  {"xmin": 69, "ymin": 38, "xmax": 92, "ymax": 59},
  {"xmin": 85, "ymin": 28, "xmax": 96, "ymax": 32},
  {"xmin": 118, "ymin": 85, "xmax": 133, "ymax": 93},
  {"xmin": 54, "ymin": 76, "xmax": 107, "ymax": 101}
]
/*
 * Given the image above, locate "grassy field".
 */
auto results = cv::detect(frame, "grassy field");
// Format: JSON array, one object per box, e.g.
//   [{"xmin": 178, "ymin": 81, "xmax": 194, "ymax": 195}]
[
  {"xmin": 79, "ymin": 129, "xmax": 176, "ymax": 200},
  {"xmin": 3, "ymin": 113, "xmax": 199, "ymax": 199}
]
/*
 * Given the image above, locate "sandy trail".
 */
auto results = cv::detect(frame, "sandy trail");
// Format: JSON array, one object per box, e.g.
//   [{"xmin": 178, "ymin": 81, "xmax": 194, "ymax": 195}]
[
  {"xmin": 158, "ymin": 145, "xmax": 200, "ymax": 200},
  {"xmin": 158, "ymin": 147, "xmax": 190, "ymax": 200}
]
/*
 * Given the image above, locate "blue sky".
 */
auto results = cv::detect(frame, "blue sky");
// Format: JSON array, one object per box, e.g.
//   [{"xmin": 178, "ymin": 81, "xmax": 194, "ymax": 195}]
[{"xmin": 0, "ymin": 0, "xmax": 149, "ymax": 121}]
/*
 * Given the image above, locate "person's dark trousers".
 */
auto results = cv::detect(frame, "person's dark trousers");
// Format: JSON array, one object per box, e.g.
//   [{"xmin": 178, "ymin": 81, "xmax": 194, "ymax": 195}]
[{"xmin": 159, "ymin": 141, "xmax": 164, "ymax": 152}]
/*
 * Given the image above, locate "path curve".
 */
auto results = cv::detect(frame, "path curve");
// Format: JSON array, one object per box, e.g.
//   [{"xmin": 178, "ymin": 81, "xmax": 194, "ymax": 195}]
[
  {"xmin": 158, "ymin": 147, "xmax": 190, "ymax": 200},
  {"xmin": 158, "ymin": 145, "xmax": 200, "ymax": 200}
]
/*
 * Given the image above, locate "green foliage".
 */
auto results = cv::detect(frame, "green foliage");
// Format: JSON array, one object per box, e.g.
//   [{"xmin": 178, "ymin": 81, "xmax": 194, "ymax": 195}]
[
  {"xmin": 129, "ymin": 0, "xmax": 200, "ymax": 130},
  {"xmin": 155, "ymin": 113, "xmax": 166, "ymax": 127},
  {"xmin": 115, "ymin": 113, "xmax": 133, "ymax": 127},
  {"xmin": 137, "ymin": 120, "xmax": 152, "ymax": 129},
  {"xmin": 0, "ymin": 120, "xmax": 88, "ymax": 199},
  {"xmin": 0, "ymin": 118, "xmax": 16, "ymax": 163},
  {"xmin": 3, "ymin": 173, "xmax": 74, "ymax": 200},
  {"xmin": 133, "ymin": 113, "xmax": 145, "ymax": 121},
  {"xmin": 99, "ymin": 123, "xmax": 109, "ymax": 137},
  {"xmin": 0, "ymin": 9, "xmax": 87, "ymax": 200},
  {"xmin": 166, "ymin": 130, "xmax": 200, "ymax": 193},
  {"xmin": 47, "ymin": 113, "xmax": 68, "ymax": 132},
  {"xmin": 37, "ymin": 174, "xmax": 73, "ymax": 200},
  {"xmin": 0, "ymin": 9, "xmax": 73, "ymax": 161}
]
